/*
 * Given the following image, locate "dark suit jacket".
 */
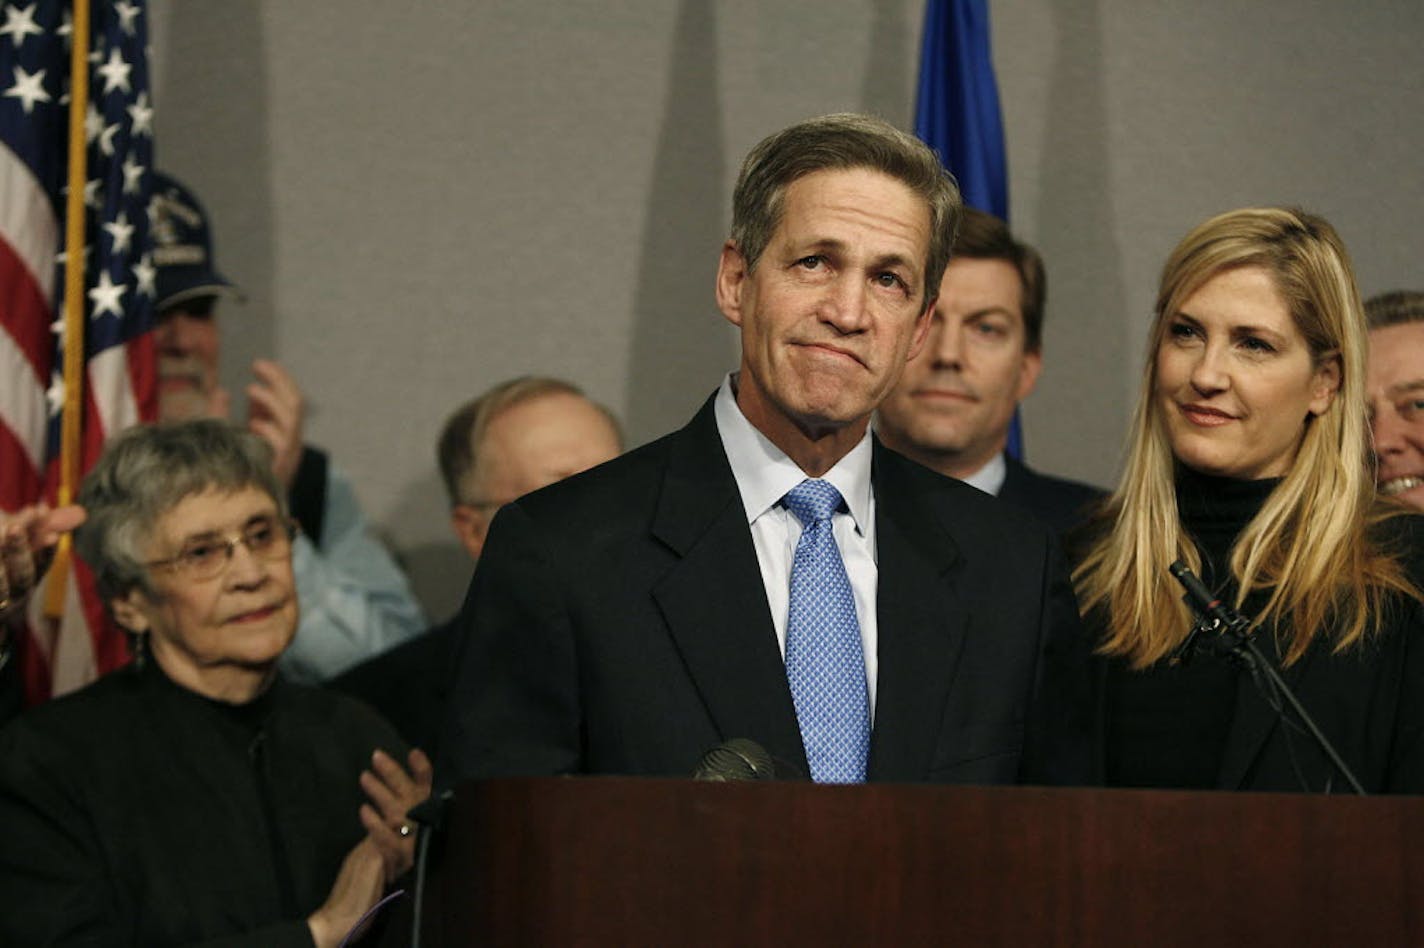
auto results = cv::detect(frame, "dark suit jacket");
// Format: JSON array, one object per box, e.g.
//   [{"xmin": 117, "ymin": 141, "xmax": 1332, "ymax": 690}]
[
  {"xmin": 997, "ymin": 455, "xmax": 1106, "ymax": 540},
  {"xmin": 330, "ymin": 616, "xmax": 459, "ymax": 758},
  {"xmin": 440, "ymin": 396, "xmax": 1092, "ymax": 785}
]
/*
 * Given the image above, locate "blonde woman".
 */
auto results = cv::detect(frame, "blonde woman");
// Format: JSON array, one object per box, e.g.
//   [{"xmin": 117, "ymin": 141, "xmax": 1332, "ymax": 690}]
[{"xmin": 1073, "ymin": 207, "xmax": 1424, "ymax": 793}]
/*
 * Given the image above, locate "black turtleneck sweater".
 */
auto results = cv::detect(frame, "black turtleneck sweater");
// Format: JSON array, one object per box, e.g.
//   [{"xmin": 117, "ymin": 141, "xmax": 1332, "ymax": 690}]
[
  {"xmin": 1104, "ymin": 468, "xmax": 1281, "ymax": 790},
  {"xmin": 0, "ymin": 658, "xmax": 406, "ymax": 946}
]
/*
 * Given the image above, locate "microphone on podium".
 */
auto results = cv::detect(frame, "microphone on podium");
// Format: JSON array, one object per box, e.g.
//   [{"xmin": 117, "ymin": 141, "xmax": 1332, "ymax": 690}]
[{"xmin": 692, "ymin": 738, "xmax": 776, "ymax": 781}]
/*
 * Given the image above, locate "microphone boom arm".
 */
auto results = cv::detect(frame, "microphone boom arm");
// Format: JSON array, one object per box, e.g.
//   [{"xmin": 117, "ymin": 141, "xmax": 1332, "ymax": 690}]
[{"xmin": 1168, "ymin": 560, "xmax": 1366, "ymax": 796}]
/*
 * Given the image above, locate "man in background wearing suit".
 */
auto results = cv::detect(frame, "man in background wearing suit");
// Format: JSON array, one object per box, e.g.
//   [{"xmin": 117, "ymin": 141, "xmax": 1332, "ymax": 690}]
[
  {"xmin": 440, "ymin": 114, "xmax": 1090, "ymax": 786},
  {"xmin": 876, "ymin": 209, "xmax": 1103, "ymax": 537},
  {"xmin": 333, "ymin": 377, "xmax": 622, "ymax": 754}
]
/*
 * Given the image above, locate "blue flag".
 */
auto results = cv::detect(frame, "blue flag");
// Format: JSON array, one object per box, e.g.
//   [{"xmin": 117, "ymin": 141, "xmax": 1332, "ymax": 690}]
[{"xmin": 913, "ymin": 0, "xmax": 1022, "ymax": 458}]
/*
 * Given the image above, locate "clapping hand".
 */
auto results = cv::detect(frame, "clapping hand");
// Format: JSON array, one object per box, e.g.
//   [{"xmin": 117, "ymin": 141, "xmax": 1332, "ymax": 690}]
[
  {"xmin": 1, "ymin": 505, "xmax": 86, "ymax": 624},
  {"xmin": 245, "ymin": 358, "xmax": 306, "ymax": 491},
  {"xmin": 359, "ymin": 747, "xmax": 435, "ymax": 881}
]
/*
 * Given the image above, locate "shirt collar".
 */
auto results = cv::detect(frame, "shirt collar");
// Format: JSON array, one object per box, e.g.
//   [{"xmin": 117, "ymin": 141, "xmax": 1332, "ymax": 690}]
[
  {"xmin": 961, "ymin": 451, "xmax": 1008, "ymax": 497},
  {"xmin": 714, "ymin": 373, "xmax": 874, "ymax": 534}
]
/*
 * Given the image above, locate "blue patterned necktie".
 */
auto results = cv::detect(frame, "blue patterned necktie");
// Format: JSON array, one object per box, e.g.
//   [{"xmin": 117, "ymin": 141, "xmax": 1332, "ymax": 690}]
[{"xmin": 782, "ymin": 478, "xmax": 870, "ymax": 783}]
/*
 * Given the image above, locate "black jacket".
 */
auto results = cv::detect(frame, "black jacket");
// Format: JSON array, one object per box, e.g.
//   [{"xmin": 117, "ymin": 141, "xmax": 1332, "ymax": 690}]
[
  {"xmin": 997, "ymin": 454, "xmax": 1105, "ymax": 540},
  {"xmin": 332, "ymin": 615, "xmax": 459, "ymax": 758},
  {"xmin": 1091, "ymin": 510, "xmax": 1424, "ymax": 794},
  {"xmin": 0, "ymin": 661, "xmax": 406, "ymax": 945}
]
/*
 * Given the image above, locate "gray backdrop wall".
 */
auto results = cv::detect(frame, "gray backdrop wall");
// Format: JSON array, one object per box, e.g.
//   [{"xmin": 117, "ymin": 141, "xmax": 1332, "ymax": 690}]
[{"xmin": 147, "ymin": 1, "xmax": 1424, "ymax": 620}]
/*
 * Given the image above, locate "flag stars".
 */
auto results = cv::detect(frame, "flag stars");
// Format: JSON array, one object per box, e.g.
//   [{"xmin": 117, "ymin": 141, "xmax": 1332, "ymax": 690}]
[
  {"xmin": 88, "ymin": 270, "xmax": 126, "ymax": 319},
  {"xmin": 98, "ymin": 121, "xmax": 118, "ymax": 156},
  {"xmin": 96, "ymin": 46, "xmax": 131, "ymax": 95},
  {"xmin": 85, "ymin": 101, "xmax": 102, "ymax": 143},
  {"xmin": 126, "ymin": 91, "xmax": 152, "ymax": 137},
  {"xmin": 46, "ymin": 371, "xmax": 65, "ymax": 417},
  {"xmin": 84, "ymin": 177, "xmax": 101, "ymax": 209},
  {"xmin": 114, "ymin": 0, "xmax": 140, "ymax": 35},
  {"xmin": 4, "ymin": 65, "xmax": 50, "ymax": 114},
  {"xmin": 104, "ymin": 212, "xmax": 135, "ymax": 254},
  {"xmin": 56, "ymin": 244, "xmax": 92, "ymax": 270},
  {"xmin": 121, "ymin": 156, "xmax": 143, "ymax": 195},
  {"xmin": 0, "ymin": 3, "xmax": 43, "ymax": 48},
  {"xmin": 133, "ymin": 254, "xmax": 155, "ymax": 297}
]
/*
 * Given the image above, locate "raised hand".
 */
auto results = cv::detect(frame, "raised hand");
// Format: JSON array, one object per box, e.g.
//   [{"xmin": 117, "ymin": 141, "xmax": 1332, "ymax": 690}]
[
  {"xmin": 246, "ymin": 358, "xmax": 306, "ymax": 491},
  {"xmin": 1, "ymin": 505, "xmax": 86, "ymax": 623},
  {"xmin": 358, "ymin": 747, "xmax": 434, "ymax": 880}
]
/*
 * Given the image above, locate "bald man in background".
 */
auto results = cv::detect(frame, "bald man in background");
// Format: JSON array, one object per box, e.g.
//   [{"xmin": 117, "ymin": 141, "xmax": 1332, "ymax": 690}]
[
  {"xmin": 442, "ymin": 378, "xmax": 624, "ymax": 561},
  {"xmin": 332, "ymin": 378, "xmax": 622, "ymax": 752}
]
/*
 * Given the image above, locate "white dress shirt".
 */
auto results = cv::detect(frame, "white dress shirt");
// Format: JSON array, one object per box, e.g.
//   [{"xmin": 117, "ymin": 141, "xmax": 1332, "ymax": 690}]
[
  {"xmin": 959, "ymin": 451, "xmax": 1007, "ymax": 497},
  {"xmin": 713, "ymin": 374, "xmax": 880, "ymax": 717}
]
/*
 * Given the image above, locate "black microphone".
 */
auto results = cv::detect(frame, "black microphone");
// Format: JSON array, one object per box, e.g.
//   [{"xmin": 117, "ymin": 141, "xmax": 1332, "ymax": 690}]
[
  {"xmin": 1168, "ymin": 559, "xmax": 1253, "ymax": 665},
  {"xmin": 1169, "ymin": 560, "xmax": 1248, "ymax": 632},
  {"xmin": 406, "ymin": 788, "xmax": 454, "ymax": 948},
  {"xmin": 692, "ymin": 738, "xmax": 775, "ymax": 781},
  {"xmin": 406, "ymin": 788, "xmax": 453, "ymax": 832}
]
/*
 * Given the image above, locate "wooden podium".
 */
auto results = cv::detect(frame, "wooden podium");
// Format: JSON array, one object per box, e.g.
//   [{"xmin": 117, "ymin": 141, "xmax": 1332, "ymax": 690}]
[{"xmin": 416, "ymin": 777, "xmax": 1424, "ymax": 946}]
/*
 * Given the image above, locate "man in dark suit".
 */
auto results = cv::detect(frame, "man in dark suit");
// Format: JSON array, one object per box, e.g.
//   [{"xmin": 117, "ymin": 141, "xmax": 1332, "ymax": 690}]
[
  {"xmin": 877, "ymin": 209, "xmax": 1103, "ymax": 538},
  {"xmin": 332, "ymin": 377, "xmax": 622, "ymax": 755},
  {"xmin": 440, "ymin": 114, "xmax": 1091, "ymax": 785}
]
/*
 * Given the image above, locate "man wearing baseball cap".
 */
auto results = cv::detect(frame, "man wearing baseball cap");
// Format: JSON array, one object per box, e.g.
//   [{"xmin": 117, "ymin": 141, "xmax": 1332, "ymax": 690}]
[{"xmin": 148, "ymin": 172, "xmax": 425, "ymax": 681}]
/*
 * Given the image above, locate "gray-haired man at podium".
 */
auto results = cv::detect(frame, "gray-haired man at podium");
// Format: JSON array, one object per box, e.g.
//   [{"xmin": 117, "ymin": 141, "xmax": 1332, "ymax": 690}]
[{"xmin": 439, "ymin": 114, "xmax": 1092, "ymax": 786}]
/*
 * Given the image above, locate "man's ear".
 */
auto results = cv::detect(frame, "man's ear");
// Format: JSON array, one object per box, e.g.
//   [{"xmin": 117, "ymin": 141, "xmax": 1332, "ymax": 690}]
[
  {"xmin": 1016, "ymin": 348, "xmax": 1044, "ymax": 403},
  {"xmin": 450, "ymin": 505, "xmax": 490, "ymax": 562},
  {"xmin": 905, "ymin": 295, "xmax": 937, "ymax": 362},
  {"xmin": 1309, "ymin": 351, "xmax": 1342, "ymax": 416},
  {"xmin": 110, "ymin": 588, "xmax": 152, "ymax": 635},
  {"xmin": 715, "ymin": 241, "xmax": 750, "ymax": 329}
]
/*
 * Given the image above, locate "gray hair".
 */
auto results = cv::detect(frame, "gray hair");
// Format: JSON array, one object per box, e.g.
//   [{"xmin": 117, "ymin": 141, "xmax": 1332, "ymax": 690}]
[
  {"xmin": 729, "ymin": 112, "xmax": 962, "ymax": 305},
  {"xmin": 75, "ymin": 420, "xmax": 286, "ymax": 600},
  {"xmin": 436, "ymin": 376, "xmax": 622, "ymax": 508},
  {"xmin": 1364, "ymin": 290, "xmax": 1424, "ymax": 330}
]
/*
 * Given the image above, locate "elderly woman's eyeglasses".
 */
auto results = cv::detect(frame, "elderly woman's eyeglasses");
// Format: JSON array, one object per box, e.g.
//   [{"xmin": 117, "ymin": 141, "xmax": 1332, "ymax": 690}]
[{"xmin": 144, "ymin": 515, "xmax": 299, "ymax": 580}]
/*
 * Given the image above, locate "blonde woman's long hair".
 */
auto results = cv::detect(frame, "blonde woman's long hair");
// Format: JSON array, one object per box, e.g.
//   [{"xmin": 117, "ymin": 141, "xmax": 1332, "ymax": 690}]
[{"xmin": 1073, "ymin": 207, "xmax": 1418, "ymax": 668}]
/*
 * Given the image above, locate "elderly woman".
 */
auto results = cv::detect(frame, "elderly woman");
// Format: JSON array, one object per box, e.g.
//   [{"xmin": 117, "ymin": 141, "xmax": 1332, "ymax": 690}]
[
  {"xmin": 0, "ymin": 420, "xmax": 430, "ymax": 946},
  {"xmin": 1073, "ymin": 207, "xmax": 1424, "ymax": 793}
]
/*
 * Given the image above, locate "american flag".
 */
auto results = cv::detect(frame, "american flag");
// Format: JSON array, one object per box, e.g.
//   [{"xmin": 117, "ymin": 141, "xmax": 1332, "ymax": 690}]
[{"xmin": 0, "ymin": 0, "xmax": 154, "ymax": 704}]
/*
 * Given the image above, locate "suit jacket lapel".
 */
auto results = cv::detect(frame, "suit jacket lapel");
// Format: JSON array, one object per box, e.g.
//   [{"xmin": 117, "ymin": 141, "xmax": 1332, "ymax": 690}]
[
  {"xmin": 998, "ymin": 453, "xmax": 1028, "ymax": 506},
  {"xmin": 867, "ymin": 444, "xmax": 967, "ymax": 781},
  {"xmin": 650, "ymin": 397, "xmax": 809, "ymax": 776}
]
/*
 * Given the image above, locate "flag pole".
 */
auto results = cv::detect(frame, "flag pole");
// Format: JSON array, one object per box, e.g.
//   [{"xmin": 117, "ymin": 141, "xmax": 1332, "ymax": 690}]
[{"xmin": 44, "ymin": 0, "xmax": 91, "ymax": 618}]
